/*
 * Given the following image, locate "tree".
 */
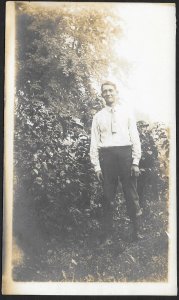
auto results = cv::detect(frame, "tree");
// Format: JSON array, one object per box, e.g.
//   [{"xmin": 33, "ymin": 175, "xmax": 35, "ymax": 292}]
[
  {"xmin": 14, "ymin": 3, "xmax": 169, "ymax": 239},
  {"xmin": 14, "ymin": 3, "xmax": 123, "ymax": 236}
]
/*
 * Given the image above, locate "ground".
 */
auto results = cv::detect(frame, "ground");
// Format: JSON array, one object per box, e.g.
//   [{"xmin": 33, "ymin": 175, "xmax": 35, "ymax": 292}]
[{"xmin": 13, "ymin": 186, "xmax": 168, "ymax": 282}]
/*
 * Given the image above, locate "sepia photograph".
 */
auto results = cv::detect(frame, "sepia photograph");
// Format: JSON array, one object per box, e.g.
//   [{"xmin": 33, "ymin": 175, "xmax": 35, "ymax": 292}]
[{"xmin": 2, "ymin": 1, "xmax": 177, "ymax": 295}]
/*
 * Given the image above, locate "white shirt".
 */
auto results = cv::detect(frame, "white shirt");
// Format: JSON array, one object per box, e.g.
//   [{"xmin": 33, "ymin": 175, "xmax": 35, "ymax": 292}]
[{"xmin": 90, "ymin": 103, "xmax": 141, "ymax": 172}]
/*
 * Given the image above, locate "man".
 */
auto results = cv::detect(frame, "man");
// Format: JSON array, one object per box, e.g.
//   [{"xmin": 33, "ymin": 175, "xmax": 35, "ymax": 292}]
[{"xmin": 90, "ymin": 81, "xmax": 143, "ymax": 243}]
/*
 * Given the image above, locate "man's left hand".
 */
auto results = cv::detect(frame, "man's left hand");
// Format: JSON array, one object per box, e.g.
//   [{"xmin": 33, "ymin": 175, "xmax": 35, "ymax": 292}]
[{"xmin": 131, "ymin": 165, "xmax": 140, "ymax": 177}]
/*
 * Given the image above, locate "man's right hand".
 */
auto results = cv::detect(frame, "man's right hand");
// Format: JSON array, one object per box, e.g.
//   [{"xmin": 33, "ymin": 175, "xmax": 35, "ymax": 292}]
[{"xmin": 96, "ymin": 170, "xmax": 103, "ymax": 182}]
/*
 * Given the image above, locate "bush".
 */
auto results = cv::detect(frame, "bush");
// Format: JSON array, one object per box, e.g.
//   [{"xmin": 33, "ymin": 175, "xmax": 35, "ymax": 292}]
[{"xmin": 14, "ymin": 3, "xmax": 169, "ymax": 239}]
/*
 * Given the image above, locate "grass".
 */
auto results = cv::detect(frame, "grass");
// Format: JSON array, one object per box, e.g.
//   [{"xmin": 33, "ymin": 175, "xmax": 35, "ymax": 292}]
[{"xmin": 12, "ymin": 185, "xmax": 168, "ymax": 282}]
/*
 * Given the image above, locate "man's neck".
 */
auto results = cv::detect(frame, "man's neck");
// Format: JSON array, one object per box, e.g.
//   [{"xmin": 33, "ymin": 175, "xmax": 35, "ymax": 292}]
[{"xmin": 106, "ymin": 101, "xmax": 118, "ymax": 108}]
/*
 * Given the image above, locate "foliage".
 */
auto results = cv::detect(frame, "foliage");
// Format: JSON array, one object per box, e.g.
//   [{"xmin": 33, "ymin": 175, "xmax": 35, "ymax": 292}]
[
  {"xmin": 137, "ymin": 121, "xmax": 169, "ymax": 202},
  {"xmin": 14, "ymin": 3, "xmax": 169, "ymax": 239},
  {"xmin": 16, "ymin": 2, "xmax": 122, "ymax": 121},
  {"xmin": 12, "ymin": 4, "xmax": 170, "ymax": 282}
]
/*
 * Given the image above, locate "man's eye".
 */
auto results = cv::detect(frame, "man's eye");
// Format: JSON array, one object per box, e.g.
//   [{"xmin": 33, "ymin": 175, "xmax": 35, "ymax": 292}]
[{"xmin": 103, "ymin": 89, "xmax": 113, "ymax": 94}]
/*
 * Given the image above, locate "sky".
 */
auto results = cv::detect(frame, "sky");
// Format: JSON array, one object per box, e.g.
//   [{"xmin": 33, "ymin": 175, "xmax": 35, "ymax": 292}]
[
  {"xmin": 107, "ymin": 3, "xmax": 176, "ymax": 125},
  {"xmin": 16, "ymin": 2, "xmax": 176, "ymax": 125}
]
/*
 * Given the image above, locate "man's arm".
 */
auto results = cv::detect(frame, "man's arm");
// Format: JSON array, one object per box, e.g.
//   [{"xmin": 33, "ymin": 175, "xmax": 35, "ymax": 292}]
[
  {"xmin": 90, "ymin": 115, "xmax": 102, "ymax": 176},
  {"xmin": 128, "ymin": 109, "xmax": 141, "ymax": 175}
]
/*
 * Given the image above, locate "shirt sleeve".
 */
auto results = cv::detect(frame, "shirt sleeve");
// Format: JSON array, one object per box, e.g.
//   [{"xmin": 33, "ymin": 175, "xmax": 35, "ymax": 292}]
[
  {"xmin": 128, "ymin": 109, "xmax": 141, "ymax": 165},
  {"xmin": 90, "ymin": 115, "xmax": 101, "ymax": 172}
]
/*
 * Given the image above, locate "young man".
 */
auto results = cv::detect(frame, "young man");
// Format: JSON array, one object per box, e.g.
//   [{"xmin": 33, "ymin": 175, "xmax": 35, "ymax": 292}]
[{"xmin": 90, "ymin": 81, "xmax": 143, "ymax": 243}]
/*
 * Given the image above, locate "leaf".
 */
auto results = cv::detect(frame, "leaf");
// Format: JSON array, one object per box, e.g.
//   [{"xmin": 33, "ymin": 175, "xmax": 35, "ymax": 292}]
[
  {"xmin": 72, "ymin": 118, "xmax": 83, "ymax": 127},
  {"xmin": 42, "ymin": 162, "xmax": 48, "ymax": 171},
  {"xmin": 27, "ymin": 119, "xmax": 34, "ymax": 126},
  {"xmin": 71, "ymin": 259, "xmax": 77, "ymax": 265},
  {"xmin": 35, "ymin": 177, "xmax": 43, "ymax": 184},
  {"xmin": 62, "ymin": 270, "xmax": 67, "ymax": 279},
  {"xmin": 127, "ymin": 254, "xmax": 136, "ymax": 263},
  {"xmin": 35, "ymin": 163, "xmax": 41, "ymax": 169},
  {"xmin": 165, "ymin": 231, "xmax": 170, "ymax": 238},
  {"xmin": 32, "ymin": 169, "xmax": 38, "ymax": 175}
]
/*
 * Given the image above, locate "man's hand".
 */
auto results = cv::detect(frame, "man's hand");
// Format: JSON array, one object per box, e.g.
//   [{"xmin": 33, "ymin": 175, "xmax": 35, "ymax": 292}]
[
  {"xmin": 96, "ymin": 170, "xmax": 104, "ymax": 182},
  {"xmin": 131, "ymin": 165, "xmax": 140, "ymax": 177}
]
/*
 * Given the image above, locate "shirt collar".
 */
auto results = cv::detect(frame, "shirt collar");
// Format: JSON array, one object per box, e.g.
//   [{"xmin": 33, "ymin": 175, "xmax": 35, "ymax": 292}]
[{"xmin": 105, "ymin": 103, "xmax": 121, "ymax": 112}]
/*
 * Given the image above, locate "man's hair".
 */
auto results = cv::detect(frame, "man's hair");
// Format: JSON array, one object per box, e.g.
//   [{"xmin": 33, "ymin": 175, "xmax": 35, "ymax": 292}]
[{"xmin": 101, "ymin": 81, "xmax": 117, "ymax": 92}]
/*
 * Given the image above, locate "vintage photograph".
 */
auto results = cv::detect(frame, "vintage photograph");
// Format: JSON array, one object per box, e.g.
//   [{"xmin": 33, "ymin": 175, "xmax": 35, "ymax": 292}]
[{"xmin": 2, "ymin": 1, "xmax": 176, "ymax": 295}]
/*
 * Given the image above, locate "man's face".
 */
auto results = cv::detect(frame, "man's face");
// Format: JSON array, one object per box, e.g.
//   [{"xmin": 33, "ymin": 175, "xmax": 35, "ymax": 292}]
[{"xmin": 101, "ymin": 84, "xmax": 117, "ymax": 106}]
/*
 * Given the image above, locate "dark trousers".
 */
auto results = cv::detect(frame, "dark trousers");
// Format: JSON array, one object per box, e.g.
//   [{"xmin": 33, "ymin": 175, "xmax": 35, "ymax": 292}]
[{"xmin": 99, "ymin": 146, "xmax": 140, "ymax": 235}]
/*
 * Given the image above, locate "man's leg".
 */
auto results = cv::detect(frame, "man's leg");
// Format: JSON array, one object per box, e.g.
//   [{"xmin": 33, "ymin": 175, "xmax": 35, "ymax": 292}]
[
  {"xmin": 118, "ymin": 147, "xmax": 142, "ymax": 240},
  {"xmin": 99, "ymin": 148, "xmax": 118, "ymax": 241}
]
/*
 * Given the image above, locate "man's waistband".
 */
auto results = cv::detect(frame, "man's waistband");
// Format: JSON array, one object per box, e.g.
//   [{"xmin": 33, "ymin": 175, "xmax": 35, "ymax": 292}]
[{"xmin": 99, "ymin": 145, "xmax": 132, "ymax": 152}]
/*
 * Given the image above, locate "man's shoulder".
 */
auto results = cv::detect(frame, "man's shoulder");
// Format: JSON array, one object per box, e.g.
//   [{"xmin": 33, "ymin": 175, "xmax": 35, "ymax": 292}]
[
  {"xmin": 119, "ymin": 102, "xmax": 135, "ymax": 115},
  {"xmin": 93, "ymin": 107, "xmax": 106, "ymax": 118},
  {"xmin": 118, "ymin": 101, "xmax": 130, "ymax": 110}
]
